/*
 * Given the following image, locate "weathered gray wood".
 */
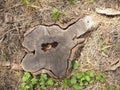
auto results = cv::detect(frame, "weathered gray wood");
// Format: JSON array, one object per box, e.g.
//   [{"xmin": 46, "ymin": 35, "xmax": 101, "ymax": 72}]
[
  {"xmin": 96, "ymin": 8, "xmax": 120, "ymax": 16},
  {"xmin": 21, "ymin": 15, "xmax": 99, "ymax": 78}
]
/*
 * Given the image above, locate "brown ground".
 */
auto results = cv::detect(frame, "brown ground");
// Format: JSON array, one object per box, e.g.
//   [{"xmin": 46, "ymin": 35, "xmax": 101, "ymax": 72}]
[{"xmin": 0, "ymin": 0, "xmax": 120, "ymax": 90}]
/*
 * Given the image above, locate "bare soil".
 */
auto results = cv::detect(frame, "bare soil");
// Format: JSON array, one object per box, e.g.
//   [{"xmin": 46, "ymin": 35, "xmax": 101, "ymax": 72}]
[{"xmin": 0, "ymin": 0, "xmax": 120, "ymax": 90}]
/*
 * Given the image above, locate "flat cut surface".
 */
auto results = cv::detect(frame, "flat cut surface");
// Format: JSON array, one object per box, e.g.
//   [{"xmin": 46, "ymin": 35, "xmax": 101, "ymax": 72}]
[{"xmin": 21, "ymin": 15, "xmax": 98, "ymax": 78}]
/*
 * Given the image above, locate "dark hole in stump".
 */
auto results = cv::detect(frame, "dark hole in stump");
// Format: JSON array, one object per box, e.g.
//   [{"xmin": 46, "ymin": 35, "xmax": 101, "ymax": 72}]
[{"xmin": 41, "ymin": 41, "xmax": 58, "ymax": 52}]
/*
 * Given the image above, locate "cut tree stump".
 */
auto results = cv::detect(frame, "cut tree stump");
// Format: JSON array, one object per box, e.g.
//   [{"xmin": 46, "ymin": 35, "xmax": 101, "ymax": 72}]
[{"xmin": 21, "ymin": 15, "xmax": 99, "ymax": 78}]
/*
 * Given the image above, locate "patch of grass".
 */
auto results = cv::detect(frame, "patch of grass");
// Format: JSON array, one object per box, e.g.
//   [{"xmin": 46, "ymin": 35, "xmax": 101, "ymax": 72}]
[
  {"xmin": 71, "ymin": 60, "xmax": 79, "ymax": 69},
  {"xmin": 20, "ymin": 72, "xmax": 36, "ymax": 90},
  {"xmin": 23, "ymin": 0, "xmax": 30, "ymax": 5},
  {"xmin": 22, "ymin": 0, "xmax": 39, "ymax": 9},
  {"xmin": 52, "ymin": 8, "xmax": 59, "ymax": 21},
  {"xmin": 70, "ymin": 0, "xmax": 77, "ymax": 4},
  {"xmin": 96, "ymin": 73, "xmax": 106, "ymax": 83},
  {"xmin": 51, "ymin": 8, "xmax": 66, "ymax": 21}
]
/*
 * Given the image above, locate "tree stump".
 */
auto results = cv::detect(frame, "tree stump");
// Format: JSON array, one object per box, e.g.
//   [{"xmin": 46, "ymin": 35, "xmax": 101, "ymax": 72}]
[{"xmin": 21, "ymin": 15, "xmax": 99, "ymax": 78}]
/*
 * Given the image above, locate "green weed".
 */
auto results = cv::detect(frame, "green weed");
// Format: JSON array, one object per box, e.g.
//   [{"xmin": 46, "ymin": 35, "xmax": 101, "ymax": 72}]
[
  {"xmin": 37, "ymin": 73, "xmax": 55, "ymax": 89},
  {"xmin": 23, "ymin": 0, "xmax": 30, "ymax": 5},
  {"xmin": 52, "ymin": 8, "xmax": 59, "ymax": 21},
  {"xmin": 70, "ymin": 0, "xmax": 77, "ymax": 4},
  {"xmin": 62, "ymin": 79, "xmax": 71, "ymax": 87},
  {"xmin": 20, "ymin": 61, "xmax": 106, "ymax": 90},
  {"xmin": 71, "ymin": 60, "xmax": 79, "ymax": 69},
  {"xmin": 61, "ymin": 70, "xmax": 105, "ymax": 90},
  {"xmin": 20, "ymin": 72, "xmax": 55, "ymax": 90},
  {"xmin": 73, "ymin": 71, "xmax": 95, "ymax": 87},
  {"xmin": 22, "ymin": 0, "xmax": 39, "ymax": 8}
]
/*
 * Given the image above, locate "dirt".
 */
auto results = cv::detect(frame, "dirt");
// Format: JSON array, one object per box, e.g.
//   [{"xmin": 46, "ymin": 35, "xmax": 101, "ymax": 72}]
[
  {"xmin": 0, "ymin": 0, "xmax": 120, "ymax": 90},
  {"xmin": 79, "ymin": 16, "xmax": 120, "ymax": 90}
]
